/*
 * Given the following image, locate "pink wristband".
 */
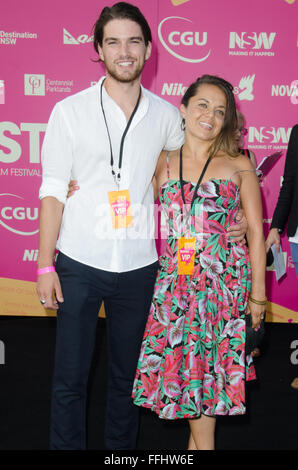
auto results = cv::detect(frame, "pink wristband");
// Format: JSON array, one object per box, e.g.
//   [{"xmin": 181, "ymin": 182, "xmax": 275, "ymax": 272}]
[{"xmin": 37, "ymin": 266, "xmax": 55, "ymax": 276}]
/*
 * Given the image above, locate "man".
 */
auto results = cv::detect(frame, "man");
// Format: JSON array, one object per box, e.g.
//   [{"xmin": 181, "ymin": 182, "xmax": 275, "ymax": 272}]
[
  {"xmin": 265, "ymin": 124, "xmax": 298, "ymax": 390},
  {"xmin": 266, "ymin": 124, "xmax": 298, "ymax": 275},
  {"xmin": 37, "ymin": 2, "xmax": 246, "ymax": 450}
]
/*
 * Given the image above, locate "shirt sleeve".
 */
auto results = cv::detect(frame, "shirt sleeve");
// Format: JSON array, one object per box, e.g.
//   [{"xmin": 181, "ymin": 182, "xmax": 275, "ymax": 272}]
[
  {"xmin": 39, "ymin": 102, "xmax": 74, "ymax": 204},
  {"xmin": 271, "ymin": 124, "xmax": 298, "ymax": 231},
  {"xmin": 163, "ymin": 105, "xmax": 185, "ymax": 151}
]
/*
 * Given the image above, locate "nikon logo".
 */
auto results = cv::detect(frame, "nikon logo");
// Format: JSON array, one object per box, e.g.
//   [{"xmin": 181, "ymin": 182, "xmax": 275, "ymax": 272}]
[{"xmin": 161, "ymin": 82, "xmax": 187, "ymax": 96}]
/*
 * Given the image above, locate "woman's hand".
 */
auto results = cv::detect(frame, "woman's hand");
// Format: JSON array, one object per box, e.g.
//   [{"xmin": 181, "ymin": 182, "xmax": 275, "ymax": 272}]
[
  {"xmin": 67, "ymin": 180, "xmax": 79, "ymax": 198},
  {"xmin": 246, "ymin": 299, "xmax": 266, "ymax": 330}
]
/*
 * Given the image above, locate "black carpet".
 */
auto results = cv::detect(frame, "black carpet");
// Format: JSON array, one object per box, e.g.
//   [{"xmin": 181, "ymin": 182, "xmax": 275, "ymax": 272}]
[{"xmin": 0, "ymin": 316, "xmax": 297, "ymax": 450}]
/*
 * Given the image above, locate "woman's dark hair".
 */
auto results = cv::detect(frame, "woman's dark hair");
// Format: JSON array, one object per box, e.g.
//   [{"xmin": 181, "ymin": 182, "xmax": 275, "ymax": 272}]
[
  {"xmin": 182, "ymin": 75, "xmax": 238, "ymax": 159},
  {"xmin": 93, "ymin": 2, "xmax": 152, "ymax": 53}
]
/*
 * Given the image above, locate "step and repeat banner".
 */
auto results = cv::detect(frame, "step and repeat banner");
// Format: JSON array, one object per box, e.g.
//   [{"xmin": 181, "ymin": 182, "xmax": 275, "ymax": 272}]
[{"xmin": 0, "ymin": 0, "xmax": 297, "ymax": 321}]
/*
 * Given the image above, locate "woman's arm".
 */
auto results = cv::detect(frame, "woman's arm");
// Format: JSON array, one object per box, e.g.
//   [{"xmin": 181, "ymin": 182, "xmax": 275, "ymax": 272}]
[{"xmin": 239, "ymin": 163, "xmax": 266, "ymax": 329}]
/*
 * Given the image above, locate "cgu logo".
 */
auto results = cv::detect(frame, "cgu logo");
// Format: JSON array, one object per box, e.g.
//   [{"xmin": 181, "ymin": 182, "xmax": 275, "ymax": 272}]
[
  {"xmin": 248, "ymin": 127, "xmax": 292, "ymax": 144},
  {"xmin": 229, "ymin": 32, "xmax": 276, "ymax": 49},
  {"xmin": 63, "ymin": 28, "xmax": 93, "ymax": 45},
  {"xmin": 0, "ymin": 193, "xmax": 39, "ymax": 236},
  {"xmin": 158, "ymin": 16, "xmax": 211, "ymax": 63}
]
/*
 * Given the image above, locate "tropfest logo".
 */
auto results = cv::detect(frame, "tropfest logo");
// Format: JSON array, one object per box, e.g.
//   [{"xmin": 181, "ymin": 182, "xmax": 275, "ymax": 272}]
[{"xmin": 158, "ymin": 16, "xmax": 211, "ymax": 63}]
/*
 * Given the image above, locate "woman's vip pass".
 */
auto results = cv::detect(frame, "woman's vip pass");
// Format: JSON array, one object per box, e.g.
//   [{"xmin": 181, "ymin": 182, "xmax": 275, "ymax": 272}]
[{"xmin": 178, "ymin": 237, "xmax": 196, "ymax": 274}]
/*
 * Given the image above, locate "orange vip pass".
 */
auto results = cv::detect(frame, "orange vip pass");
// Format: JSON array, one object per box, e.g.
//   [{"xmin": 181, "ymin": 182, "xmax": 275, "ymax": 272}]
[
  {"xmin": 178, "ymin": 237, "xmax": 196, "ymax": 275},
  {"xmin": 108, "ymin": 189, "xmax": 133, "ymax": 229}
]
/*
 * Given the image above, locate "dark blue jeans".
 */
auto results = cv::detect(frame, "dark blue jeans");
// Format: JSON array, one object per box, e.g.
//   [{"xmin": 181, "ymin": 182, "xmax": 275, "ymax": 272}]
[{"xmin": 50, "ymin": 252, "xmax": 158, "ymax": 450}]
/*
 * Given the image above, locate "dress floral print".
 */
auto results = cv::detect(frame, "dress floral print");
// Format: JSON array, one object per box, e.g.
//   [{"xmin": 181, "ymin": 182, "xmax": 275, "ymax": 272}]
[{"xmin": 132, "ymin": 173, "xmax": 256, "ymax": 420}]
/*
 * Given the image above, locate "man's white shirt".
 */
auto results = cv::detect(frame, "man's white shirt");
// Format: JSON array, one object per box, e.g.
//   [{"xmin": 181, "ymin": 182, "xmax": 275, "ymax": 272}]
[{"xmin": 39, "ymin": 77, "xmax": 184, "ymax": 272}]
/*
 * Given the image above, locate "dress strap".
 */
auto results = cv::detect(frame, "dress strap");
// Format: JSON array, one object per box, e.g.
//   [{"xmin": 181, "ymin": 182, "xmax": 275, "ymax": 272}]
[
  {"xmin": 243, "ymin": 148, "xmax": 251, "ymax": 160},
  {"xmin": 166, "ymin": 151, "xmax": 170, "ymax": 179}
]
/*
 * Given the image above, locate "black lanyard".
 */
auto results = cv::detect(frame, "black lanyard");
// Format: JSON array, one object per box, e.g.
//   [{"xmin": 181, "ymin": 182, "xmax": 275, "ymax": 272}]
[
  {"xmin": 100, "ymin": 79, "xmax": 142, "ymax": 186},
  {"xmin": 179, "ymin": 145, "xmax": 212, "ymax": 210}
]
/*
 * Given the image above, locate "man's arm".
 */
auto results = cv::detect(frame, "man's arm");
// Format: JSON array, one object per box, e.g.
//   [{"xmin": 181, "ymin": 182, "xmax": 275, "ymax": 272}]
[
  {"xmin": 226, "ymin": 208, "xmax": 247, "ymax": 243},
  {"xmin": 36, "ymin": 197, "xmax": 64, "ymax": 310},
  {"xmin": 270, "ymin": 125, "xmax": 298, "ymax": 233}
]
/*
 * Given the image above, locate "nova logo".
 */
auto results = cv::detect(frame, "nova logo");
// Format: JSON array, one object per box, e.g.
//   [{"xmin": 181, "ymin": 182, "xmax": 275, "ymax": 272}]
[
  {"xmin": 229, "ymin": 32, "xmax": 276, "ymax": 49},
  {"xmin": 158, "ymin": 16, "xmax": 211, "ymax": 63},
  {"xmin": 248, "ymin": 127, "xmax": 291, "ymax": 144},
  {"xmin": 63, "ymin": 28, "xmax": 93, "ymax": 45},
  {"xmin": 272, "ymin": 81, "xmax": 298, "ymax": 104},
  {"xmin": 0, "ymin": 194, "xmax": 39, "ymax": 236}
]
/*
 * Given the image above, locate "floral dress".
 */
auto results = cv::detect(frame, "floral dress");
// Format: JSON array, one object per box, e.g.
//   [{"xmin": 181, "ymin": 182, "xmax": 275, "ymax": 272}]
[{"xmin": 132, "ymin": 160, "xmax": 256, "ymax": 420}]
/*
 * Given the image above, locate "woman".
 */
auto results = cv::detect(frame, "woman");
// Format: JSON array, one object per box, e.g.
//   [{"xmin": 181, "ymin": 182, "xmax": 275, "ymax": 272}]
[
  {"xmin": 235, "ymin": 110, "xmax": 257, "ymax": 168},
  {"xmin": 132, "ymin": 75, "xmax": 266, "ymax": 450}
]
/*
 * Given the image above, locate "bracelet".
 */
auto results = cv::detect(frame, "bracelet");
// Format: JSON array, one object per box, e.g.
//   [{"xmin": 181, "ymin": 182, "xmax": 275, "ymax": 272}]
[
  {"xmin": 37, "ymin": 266, "xmax": 55, "ymax": 276},
  {"xmin": 249, "ymin": 295, "xmax": 267, "ymax": 306}
]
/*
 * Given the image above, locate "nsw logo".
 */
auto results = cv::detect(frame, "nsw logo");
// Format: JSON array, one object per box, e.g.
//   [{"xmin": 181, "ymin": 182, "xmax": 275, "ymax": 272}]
[
  {"xmin": 229, "ymin": 32, "xmax": 276, "ymax": 50},
  {"xmin": 248, "ymin": 127, "xmax": 291, "ymax": 145},
  {"xmin": 0, "ymin": 193, "xmax": 39, "ymax": 236},
  {"xmin": 158, "ymin": 16, "xmax": 211, "ymax": 63}
]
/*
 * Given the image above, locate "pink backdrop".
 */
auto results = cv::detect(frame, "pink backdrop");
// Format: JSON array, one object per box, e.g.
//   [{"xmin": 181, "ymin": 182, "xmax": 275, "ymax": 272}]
[{"xmin": 0, "ymin": 0, "xmax": 297, "ymax": 321}]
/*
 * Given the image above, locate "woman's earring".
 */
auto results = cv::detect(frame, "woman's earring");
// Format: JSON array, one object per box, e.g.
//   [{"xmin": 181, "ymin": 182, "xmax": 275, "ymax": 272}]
[{"xmin": 181, "ymin": 118, "xmax": 186, "ymax": 131}]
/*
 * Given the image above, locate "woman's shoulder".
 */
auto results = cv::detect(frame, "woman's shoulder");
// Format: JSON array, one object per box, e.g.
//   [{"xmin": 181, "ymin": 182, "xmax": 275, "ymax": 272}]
[{"xmin": 232, "ymin": 153, "xmax": 255, "ymax": 172}]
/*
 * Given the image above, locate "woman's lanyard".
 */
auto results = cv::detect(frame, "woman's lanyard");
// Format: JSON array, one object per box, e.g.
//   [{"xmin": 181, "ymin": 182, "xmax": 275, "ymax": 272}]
[
  {"xmin": 179, "ymin": 145, "xmax": 212, "ymax": 210},
  {"xmin": 100, "ymin": 79, "xmax": 142, "ymax": 187}
]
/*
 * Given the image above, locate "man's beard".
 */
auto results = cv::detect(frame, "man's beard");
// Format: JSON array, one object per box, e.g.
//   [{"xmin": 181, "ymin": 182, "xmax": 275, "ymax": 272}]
[{"xmin": 104, "ymin": 57, "xmax": 146, "ymax": 83}]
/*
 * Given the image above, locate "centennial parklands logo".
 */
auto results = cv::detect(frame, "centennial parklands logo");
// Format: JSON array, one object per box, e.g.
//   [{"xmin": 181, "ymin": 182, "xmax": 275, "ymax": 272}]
[
  {"xmin": 63, "ymin": 28, "xmax": 93, "ymax": 45},
  {"xmin": 158, "ymin": 16, "xmax": 211, "ymax": 63},
  {"xmin": 24, "ymin": 74, "xmax": 74, "ymax": 96},
  {"xmin": 0, "ymin": 193, "xmax": 39, "ymax": 236},
  {"xmin": 24, "ymin": 74, "xmax": 45, "ymax": 96},
  {"xmin": 229, "ymin": 32, "xmax": 276, "ymax": 56}
]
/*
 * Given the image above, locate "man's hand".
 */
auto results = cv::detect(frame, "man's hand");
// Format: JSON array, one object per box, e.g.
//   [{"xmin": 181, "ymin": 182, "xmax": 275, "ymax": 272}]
[
  {"xmin": 265, "ymin": 228, "xmax": 281, "ymax": 253},
  {"xmin": 36, "ymin": 271, "xmax": 64, "ymax": 310},
  {"xmin": 226, "ymin": 208, "xmax": 247, "ymax": 243}
]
